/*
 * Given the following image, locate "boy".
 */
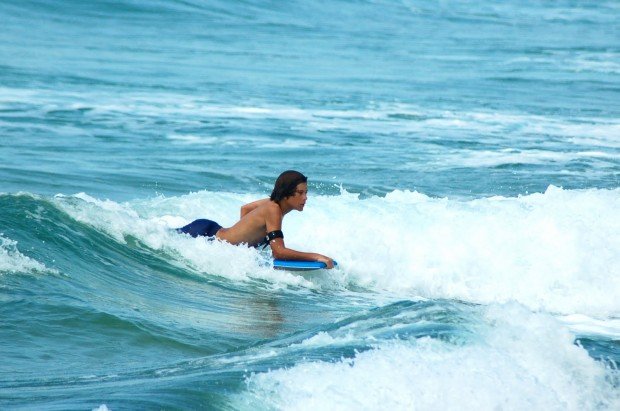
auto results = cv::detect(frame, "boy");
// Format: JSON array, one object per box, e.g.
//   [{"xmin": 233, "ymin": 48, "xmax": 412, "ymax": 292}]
[{"xmin": 178, "ymin": 170, "xmax": 335, "ymax": 269}]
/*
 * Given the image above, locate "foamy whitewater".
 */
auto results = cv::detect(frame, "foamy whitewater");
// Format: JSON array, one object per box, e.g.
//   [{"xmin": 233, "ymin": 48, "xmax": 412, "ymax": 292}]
[{"xmin": 1, "ymin": 1, "xmax": 619, "ymax": 410}]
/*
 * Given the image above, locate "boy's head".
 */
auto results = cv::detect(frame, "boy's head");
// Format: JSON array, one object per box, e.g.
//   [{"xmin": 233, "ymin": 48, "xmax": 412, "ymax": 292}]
[{"xmin": 270, "ymin": 170, "xmax": 308, "ymax": 202}]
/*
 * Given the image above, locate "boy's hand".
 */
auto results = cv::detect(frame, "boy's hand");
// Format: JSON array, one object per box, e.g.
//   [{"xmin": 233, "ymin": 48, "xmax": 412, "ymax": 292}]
[{"xmin": 315, "ymin": 255, "xmax": 335, "ymax": 269}]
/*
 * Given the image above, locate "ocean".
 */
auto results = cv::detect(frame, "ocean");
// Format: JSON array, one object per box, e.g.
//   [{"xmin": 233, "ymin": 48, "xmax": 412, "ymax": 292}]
[{"xmin": 1, "ymin": 0, "xmax": 619, "ymax": 409}]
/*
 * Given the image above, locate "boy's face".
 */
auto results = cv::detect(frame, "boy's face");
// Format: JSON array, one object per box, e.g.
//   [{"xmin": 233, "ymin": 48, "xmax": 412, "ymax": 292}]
[{"xmin": 287, "ymin": 182, "xmax": 308, "ymax": 211}]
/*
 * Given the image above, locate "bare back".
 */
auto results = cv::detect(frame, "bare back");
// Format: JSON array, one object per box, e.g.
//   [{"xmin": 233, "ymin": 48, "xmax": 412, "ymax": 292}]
[
  {"xmin": 215, "ymin": 199, "xmax": 282, "ymax": 246},
  {"xmin": 209, "ymin": 181, "xmax": 333, "ymax": 268}
]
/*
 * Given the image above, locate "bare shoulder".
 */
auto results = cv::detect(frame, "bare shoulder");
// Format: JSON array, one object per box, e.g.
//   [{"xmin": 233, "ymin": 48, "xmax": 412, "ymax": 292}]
[
  {"xmin": 261, "ymin": 200, "xmax": 281, "ymax": 214},
  {"xmin": 259, "ymin": 200, "xmax": 283, "ymax": 223}
]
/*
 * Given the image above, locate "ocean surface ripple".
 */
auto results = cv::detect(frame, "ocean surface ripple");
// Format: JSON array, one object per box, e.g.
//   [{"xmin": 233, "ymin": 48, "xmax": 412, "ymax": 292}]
[{"xmin": 1, "ymin": 0, "xmax": 619, "ymax": 409}]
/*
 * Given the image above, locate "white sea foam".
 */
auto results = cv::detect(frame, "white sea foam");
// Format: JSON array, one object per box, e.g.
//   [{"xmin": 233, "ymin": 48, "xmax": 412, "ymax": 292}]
[
  {"xmin": 241, "ymin": 304, "xmax": 619, "ymax": 411},
  {"xmin": 414, "ymin": 147, "xmax": 619, "ymax": 169},
  {"xmin": 0, "ymin": 234, "xmax": 53, "ymax": 275},
  {"xmin": 572, "ymin": 58, "xmax": 620, "ymax": 75},
  {"xmin": 504, "ymin": 50, "xmax": 620, "ymax": 75},
  {"xmin": 4, "ymin": 86, "xmax": 619, "ymax": 150},
  {"xmin": 566, "ymin": 50, "xmax": 620, "ymax": 75},
  {"xmin": 53, "ymin": 186, "xmax": 620, "ymax": 317},
  {"xmin": 259, "ymin": 139, "xmax": 318, "ymax": 149},
  {"xmin": 52, "ymin": 192, "xmax": 315, "ymax": 287},
  {"xmin": 167, "ymin": 134, "xmax": 218, "ymax": 145},
  {"xmin": 560, "ymin": 315, "xmax": 620, "ymax": 340},
  {"xmin": 291, "ymin": 186, "xmax": 619, "ymax": 318}
]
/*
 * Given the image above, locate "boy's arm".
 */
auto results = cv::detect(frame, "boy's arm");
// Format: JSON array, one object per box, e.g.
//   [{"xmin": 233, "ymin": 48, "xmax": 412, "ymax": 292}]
[
  {"xmin": 269, "ymin": 238, "xmax": 334, "ymax": 269},
  {"xmin": 240, "ymin": 198, "xmax": 270, "ymax": 218},
  {"xmin": 264, "ymin": 204, "xmax": 334, "ymax": 269}
]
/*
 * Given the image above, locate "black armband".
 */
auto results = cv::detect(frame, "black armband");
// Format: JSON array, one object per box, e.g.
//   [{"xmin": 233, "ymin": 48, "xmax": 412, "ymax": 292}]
[{"xmin": 265, "ymin": 230, "xmax": 284, "ymax": 242}]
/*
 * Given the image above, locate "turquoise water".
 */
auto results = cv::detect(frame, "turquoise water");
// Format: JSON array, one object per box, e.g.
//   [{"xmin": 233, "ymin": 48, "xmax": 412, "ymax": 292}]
[{"xmin": 1, "ymin": 1, "xmax": 619, "ymax": 409}]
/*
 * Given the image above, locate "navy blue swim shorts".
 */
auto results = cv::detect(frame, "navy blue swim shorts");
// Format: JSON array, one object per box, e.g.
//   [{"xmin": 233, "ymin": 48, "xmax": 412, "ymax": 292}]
[{"xmin": 176, "ymin": 219, "xmax": 222, "ymax": 238}]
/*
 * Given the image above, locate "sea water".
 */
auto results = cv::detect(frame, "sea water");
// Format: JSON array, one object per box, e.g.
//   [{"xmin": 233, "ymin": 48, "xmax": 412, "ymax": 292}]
[{"xmin": 1, "ymin": 1, "xmax": 619, "ymax": 410}]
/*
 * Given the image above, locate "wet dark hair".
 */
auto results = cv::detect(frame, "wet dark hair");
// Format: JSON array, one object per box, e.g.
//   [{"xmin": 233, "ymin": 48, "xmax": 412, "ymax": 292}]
[{"xmin": 270, "ymin": 170, "xmax": 307, "ymax": 202}]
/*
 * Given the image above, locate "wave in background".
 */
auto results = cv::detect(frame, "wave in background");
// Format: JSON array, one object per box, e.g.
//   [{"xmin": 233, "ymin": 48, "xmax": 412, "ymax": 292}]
[
  {"xmin": 2, "ymin": 188, "xmax": 619, "ymax": 409},
  {"xmin": 2, "ymin": 0, "xmax": 619, "ymax": 408},
  {"xmin": 240, "ymin": 304, "xmax": 619, "ymax": 411},
  {"xmin": 3, "ymin": 185, "xmax": 618, "ymax": 318}
]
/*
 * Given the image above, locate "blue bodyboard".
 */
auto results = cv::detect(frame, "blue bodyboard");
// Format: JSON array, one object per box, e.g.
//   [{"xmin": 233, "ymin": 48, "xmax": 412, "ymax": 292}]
[{"xmin": 273, "ymin": 259, "xmax": 338, "ymax": 271}]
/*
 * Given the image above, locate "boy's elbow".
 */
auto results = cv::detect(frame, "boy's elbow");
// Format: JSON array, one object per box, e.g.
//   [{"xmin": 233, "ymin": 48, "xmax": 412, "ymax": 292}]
[{"xmin": 271, "ymin": 249, "xmax": 286, "ymax": 260}]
